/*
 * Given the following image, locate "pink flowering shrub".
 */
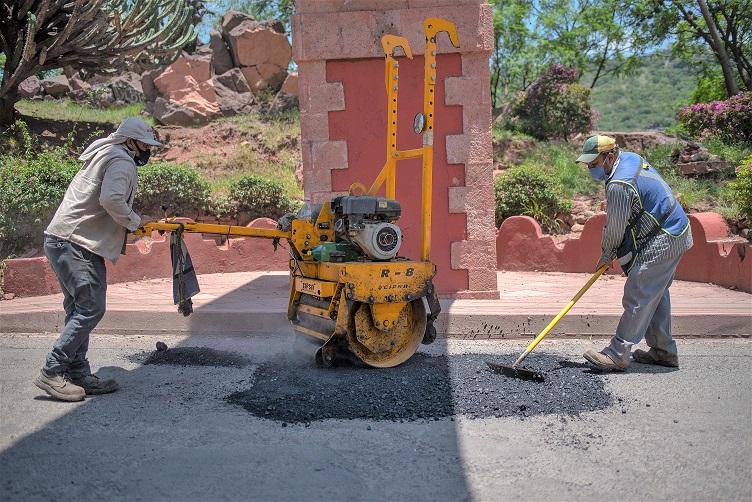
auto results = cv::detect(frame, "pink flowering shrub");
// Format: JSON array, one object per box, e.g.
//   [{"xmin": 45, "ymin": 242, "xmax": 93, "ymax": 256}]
[
  {"xmin": 677, "ymin": 92, "xmax": 752, "ymax": 143},
  {"xmin": 510, "ymin": 64, "xmax": 593, "ymax": 141}
]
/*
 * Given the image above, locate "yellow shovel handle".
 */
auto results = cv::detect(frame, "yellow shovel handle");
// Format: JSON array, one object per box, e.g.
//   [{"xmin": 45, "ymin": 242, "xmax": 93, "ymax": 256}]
[{"xmin": 513, "ymin": 265, "xmax": 608, "ymax": 367}]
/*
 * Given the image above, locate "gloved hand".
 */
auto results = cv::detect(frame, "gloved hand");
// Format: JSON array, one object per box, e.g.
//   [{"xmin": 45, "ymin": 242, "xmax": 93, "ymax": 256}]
[
  {"xmin": 138, "ymin": 214, "xmax": 156, "ymax": 228},
  {"xmin": 595, "ymin": 256, "xmax": 612, "ymax": 272}
]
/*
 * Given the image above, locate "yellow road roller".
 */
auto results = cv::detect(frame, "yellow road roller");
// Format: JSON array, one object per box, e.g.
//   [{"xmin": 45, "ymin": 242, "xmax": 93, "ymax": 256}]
[{"xmin": 137, "ymin": 18, "xmax": 460, "ymax": 368}]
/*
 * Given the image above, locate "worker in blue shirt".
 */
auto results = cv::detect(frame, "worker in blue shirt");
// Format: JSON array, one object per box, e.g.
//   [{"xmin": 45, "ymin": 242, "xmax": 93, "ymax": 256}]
[{"xmin": 576, "ymin": 135, "xmax": 693, "ymax": 371}]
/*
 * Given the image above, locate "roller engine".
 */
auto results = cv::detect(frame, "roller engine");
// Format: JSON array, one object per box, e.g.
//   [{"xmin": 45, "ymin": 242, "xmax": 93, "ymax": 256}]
[{"xmin": 331, "ymin": 196, "xmax": 402, "ymax": 261}]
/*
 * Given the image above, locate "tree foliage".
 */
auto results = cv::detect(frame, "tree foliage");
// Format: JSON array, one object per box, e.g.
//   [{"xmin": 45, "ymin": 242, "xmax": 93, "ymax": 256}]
[
  {"xmin": 0, "ymin": 0, "xmax": 200, "ymax": 126},
  {"xmin": 214, "ymin": 0, "xmax": 294, "ymax": 29},
  {"xmin": 489, "ymin": 0, "xmax": 647, "ymax": 108},
  {"xmin": 631, "ymin": 0, "xmax": 752, "ymax": 97}
]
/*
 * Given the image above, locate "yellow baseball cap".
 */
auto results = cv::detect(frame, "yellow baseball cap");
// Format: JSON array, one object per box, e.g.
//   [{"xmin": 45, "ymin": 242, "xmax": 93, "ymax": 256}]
[{"xmin": 576, "ymin": 135, "xmax": 616, "ymax": 163}]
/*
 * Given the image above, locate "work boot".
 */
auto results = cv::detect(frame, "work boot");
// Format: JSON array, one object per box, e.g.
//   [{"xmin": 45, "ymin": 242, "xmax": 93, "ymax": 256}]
[
  {"xmin": 69, "ymin": 374, "xmax": 119, "ymax": 395},
  {"xmin": 583, "ymin": 349, "xmax": 628, "ymax": 372},
  {"xmin": 33, "ymin": 370, "xmax": 85, "ymax": 402},
  {"xmin": 632, "ymin": 348, "xmax": 679, "ymax": 368}
]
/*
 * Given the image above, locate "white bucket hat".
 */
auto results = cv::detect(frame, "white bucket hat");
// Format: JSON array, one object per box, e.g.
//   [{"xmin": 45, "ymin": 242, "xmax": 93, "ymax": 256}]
[{"xmin": 79, "ymin": 116, "xmax": 164, "ymax": 161}]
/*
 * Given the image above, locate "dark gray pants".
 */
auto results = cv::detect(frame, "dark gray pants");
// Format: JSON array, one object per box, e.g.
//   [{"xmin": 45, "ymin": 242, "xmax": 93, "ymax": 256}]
[
  {"xmin": 42, "ymin": 236, "xmax": 107, "ymax": 378},
  {"xmin": 604, "ymin": 254, "xmax": 682, "ymax": 365}
]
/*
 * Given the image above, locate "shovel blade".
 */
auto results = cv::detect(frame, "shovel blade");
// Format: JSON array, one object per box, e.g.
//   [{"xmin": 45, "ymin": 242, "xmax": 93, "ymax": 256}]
[{"xmin": 486, "ymin": 361, "xmax": 545, "ymax": 383}]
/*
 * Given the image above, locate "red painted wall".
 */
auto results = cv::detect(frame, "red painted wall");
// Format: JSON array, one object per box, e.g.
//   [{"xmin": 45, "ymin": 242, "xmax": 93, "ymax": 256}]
[{"xmin": 326, "ymin": 54, "xmax": 468, "ymax": 294}]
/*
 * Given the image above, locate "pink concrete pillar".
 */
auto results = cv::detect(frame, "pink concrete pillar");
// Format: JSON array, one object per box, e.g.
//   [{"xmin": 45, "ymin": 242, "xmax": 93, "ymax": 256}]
[{"xmin": 292, "ymin": 0, "xmax": 498, "ymax": 299}]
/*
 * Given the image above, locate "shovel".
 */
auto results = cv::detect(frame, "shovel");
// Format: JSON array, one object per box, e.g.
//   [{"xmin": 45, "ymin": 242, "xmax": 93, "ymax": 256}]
[{"xmin": 487, "ymin": 264, "xmax": 609, "ymax": 382}]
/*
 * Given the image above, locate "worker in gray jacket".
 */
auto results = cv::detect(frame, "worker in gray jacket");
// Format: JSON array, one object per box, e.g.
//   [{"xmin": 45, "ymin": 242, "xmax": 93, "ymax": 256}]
[
  {"xmin": 34, "ymin": 117, "xmax": 163, "ymax": 401},
  {"xmin": 576, "ymin": 135, "xmax": 693, "ymax": 371}
]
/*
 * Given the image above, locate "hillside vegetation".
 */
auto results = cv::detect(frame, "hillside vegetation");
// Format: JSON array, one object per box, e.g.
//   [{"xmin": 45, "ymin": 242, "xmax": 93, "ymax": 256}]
[{"xmin": 589, "ymin": 54, "xmax": 698, "ymax": 131}]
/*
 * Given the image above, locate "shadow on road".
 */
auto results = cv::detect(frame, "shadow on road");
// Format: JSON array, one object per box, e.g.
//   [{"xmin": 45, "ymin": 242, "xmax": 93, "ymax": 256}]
[{"xmin": 0, "ymin": 275, "xmax": 474, "ymax": 500}]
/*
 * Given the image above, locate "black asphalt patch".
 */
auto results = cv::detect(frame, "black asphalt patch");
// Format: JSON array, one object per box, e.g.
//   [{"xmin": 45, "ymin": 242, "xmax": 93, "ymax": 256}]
[
  {"xmin": 129, "ymin": 347, "xmax": 252, "ymax": 368},
  {"xmin": 226, "ymin": 352, "xmax": 612, "ymax": 423}
]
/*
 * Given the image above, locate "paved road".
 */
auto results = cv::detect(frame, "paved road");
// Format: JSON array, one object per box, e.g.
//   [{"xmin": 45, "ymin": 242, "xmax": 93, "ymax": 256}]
[{"xmin": 1, "ymin": 333, "xmax": 750, "ymax": 501}]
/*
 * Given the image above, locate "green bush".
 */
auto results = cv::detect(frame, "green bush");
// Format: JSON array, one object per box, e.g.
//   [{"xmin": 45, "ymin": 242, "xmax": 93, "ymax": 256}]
[
  {"xmin": 494, "ymin": 165, "xmax": 572, "ymax": 231},
  {"xmin": 134, "ymin": 162, "xmax": 210, "ymax": 217},
  {"xmin": 0, "ymin": 148, "xmax": 79, "ymax": 258},
  {"xmin": 224, "ymin": 175, "xmax": 296, "ymax": 220},
  {"xmin": 726, "ymin": 156, "xmax": 752, "ymax": 221}
]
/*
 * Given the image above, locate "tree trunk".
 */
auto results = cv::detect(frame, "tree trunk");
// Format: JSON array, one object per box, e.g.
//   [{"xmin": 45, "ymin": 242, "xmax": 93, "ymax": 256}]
[
  {"xmin": 697, "ymin": 0, "xmax": 739, "ymax": 96},
  {"xmin": 0, "ymin": 89, "xmax": 18, "ymax": 128}
]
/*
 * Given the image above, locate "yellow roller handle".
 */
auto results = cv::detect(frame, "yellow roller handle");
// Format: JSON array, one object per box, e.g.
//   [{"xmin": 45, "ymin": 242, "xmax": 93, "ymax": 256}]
[{"xmin": 512, "ymin": 264, "xmax": 609, "ymax": 368}]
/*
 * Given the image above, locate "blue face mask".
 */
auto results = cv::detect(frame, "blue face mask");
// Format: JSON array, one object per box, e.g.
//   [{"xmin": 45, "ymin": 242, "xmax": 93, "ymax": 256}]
[{"xmin": 589, "ymin": 166, "xmax": 607, "ymax": 181}]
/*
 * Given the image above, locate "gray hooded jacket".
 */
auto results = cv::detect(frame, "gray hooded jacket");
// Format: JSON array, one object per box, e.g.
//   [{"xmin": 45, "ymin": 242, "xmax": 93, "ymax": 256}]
[{"xmin": 45, "ymin": 142, "xmax": 142, "ymax": 263}]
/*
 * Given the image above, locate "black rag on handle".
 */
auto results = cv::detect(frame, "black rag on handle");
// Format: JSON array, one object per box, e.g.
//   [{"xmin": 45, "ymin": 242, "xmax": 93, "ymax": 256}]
[{"xmin": 170, "ymin": 224, "xmax": 200, "ymax": 316}]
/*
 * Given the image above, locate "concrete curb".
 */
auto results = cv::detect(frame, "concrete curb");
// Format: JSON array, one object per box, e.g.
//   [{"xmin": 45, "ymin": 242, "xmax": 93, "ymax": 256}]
[{"xmin": 2, "ymin": 309, "xmax": 749, "ymax": 338}]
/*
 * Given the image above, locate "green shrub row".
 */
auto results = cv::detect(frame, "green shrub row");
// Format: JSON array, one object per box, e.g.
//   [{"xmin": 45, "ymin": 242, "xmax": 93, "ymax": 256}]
[
  {"xmin": 135, "ymin": 163, "xmax": 298, "ymax": 219},
  {"xmin": 0, "ymin": 149, "xmax": 80, "ymax": 258},
  {"xmin": 726, "ymin": 156, "xmax": 752, "ymax": 222},
  {"xmin": 0, "ymin": 129, "xmax": 297, "ymax": 258}
]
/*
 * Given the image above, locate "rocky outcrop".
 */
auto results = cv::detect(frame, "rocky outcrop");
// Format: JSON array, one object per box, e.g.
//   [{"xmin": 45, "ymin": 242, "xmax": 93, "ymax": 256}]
[
  {"xmin": 40, "ymin": 75, "xmax": 71, "ymax": 98},
  {"xmin": 18, "ymin": 76, "xmax": 42, "ymax": 99},
  {"xmin": 109, "ymin": 72, "xmax": 144, "ymax": 104},
  {"xmin": 22, "ymin": 12, "xmax": 295, "ymax": 123},
  {"xmin": 597, "ymin": 131, "xmax": 682, "ymax": 151},
  {"xmin": 152, "ymin": 53, "xmax": 220, "ymax": 126},
  {"xmin": 210, "ymin": 30, "xmax": 234, "ymax": 75},
  {"xmin": 671, "ymin": 142, "xmax": 732, "ymax": 176},
  {"xmin": 222, "ymin": 11, "xmax": 290, "ymax": 94},
  {"xmin": 213, "ymin": 68, "xmax": 255, "ymax": 115},
  {"xmin": 269, "ymin": 72, "xmax": 298, "ymax": 113}
]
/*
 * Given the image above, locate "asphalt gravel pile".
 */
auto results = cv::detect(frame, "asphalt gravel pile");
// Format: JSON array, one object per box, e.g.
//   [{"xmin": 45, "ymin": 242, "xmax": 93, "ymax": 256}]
[
  {"xmin": 226, "ymin": 352, "xmax": 612, "ymax": 423},
  {"xmin": 130, "ymin": 347, "xmax": 252, "ymax": 368}
]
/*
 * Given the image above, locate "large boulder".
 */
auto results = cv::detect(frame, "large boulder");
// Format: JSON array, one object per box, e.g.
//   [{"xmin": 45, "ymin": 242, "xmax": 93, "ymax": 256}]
[
  {"xmin": 152, "ymin": 53, "xmax": 219, "ymax": 125},
  {"xmin": 152, "ymin": 97, "xmax": 211, "ymax": 127},
  {"xmin": 221, "ymin": 10, "xmax": 251, "ymax": 36},
  {"xmin": 68, "ymin": 76, "xmax": 91, "ymax": 102},
  {"xmin": 154, "ymin": 53, "xmax": 212, "ymax": 96},
  {"xmin": 41, "ymin": 75, "xmax": 71, "ymax": 98},
  {"xmin": 110, "ymin": 72, "xmax": 144, "ymax": 103},
  {"xmin": 210, "ymin": 30, "xmax": 235, "ymax": 75},
  {"xmin": 224, "ymin": 15, "xmax": 291, "ymax": 94},
  {"xmin": 213, "ymin": 68, "xmax": 255, "ymax": 115},
  {"xmin": 220, "ymin": 11, "xmax": 284, "ymax": 37},
  {"xmin": 68, "ymin": 75, "xmax": 91, "ymax": 93},
  {"xmin": 18, "ymin": 76, "xmax": 42, "ymax": 99},
  {"xmin": 140, "ymin": 68, "xmax": 162, "ymax": 103},
  {"xmin": 269, "ymin": 72, "xmax": 299, "ymax": 113}
]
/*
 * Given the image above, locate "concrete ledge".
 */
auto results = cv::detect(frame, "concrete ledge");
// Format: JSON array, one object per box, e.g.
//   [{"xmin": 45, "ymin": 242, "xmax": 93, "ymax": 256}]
[
  {"xmin": 2, "ymin": 271, "xmax": 749, "ymax": 338},
  {"xmin": 2, "ymin": 308, "xmax": 748, "ymax": 339}
]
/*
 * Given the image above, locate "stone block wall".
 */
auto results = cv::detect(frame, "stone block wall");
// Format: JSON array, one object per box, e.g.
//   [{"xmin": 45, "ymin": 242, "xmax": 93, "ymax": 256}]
[{"xmin": 496, "ymin": 213, "xmax": 752, "ymax": 293}]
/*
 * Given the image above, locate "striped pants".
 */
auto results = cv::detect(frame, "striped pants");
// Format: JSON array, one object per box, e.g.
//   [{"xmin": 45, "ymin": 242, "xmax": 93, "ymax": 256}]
[{"xmin": 603, "ymin": 254, "xmax": 682, "ymax": 365}]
